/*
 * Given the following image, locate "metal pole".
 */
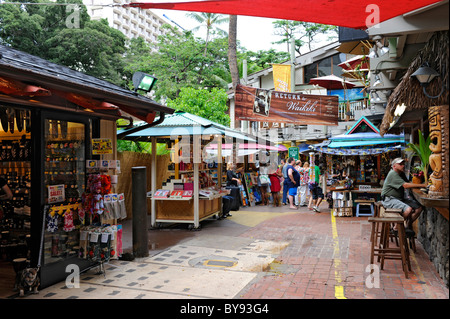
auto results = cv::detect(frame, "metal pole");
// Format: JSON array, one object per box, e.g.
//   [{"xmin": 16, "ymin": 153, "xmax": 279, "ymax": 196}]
[
  {"xmin": 132, "ymin": 166, "xmax": 149, "ymax": 257},
  {"xmin": 290, "ymin": 37, "xmax": 296, "ymax": 93},
  {"xmin": 150, "ymin": 137, "xmax": 157, "ymax": 228}
]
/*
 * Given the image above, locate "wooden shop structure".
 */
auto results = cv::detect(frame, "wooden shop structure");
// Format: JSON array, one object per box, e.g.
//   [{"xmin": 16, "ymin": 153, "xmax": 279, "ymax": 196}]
[
  {"xmin": 0, "ymin": 45, "xmax": 172, "ymax": 293},
  {"xmin": 119, "ymin": 111, "xmax": 255, "ymax": 230}
]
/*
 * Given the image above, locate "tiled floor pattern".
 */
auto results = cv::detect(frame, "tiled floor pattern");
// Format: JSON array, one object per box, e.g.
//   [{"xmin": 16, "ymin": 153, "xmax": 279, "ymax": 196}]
[
  {"xmin": 19, "ymin": 206, "xmax": 449, "ymax": 299},
  {"xmin": 24, "ymin": 237, "xmax": 288, "ymax": 299},
  {"xmin": 24, "ymin": 259, "xmax": 258, "ymax": 299}
]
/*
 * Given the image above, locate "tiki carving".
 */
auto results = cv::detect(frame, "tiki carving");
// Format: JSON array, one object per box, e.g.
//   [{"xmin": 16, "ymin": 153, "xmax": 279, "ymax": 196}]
[{"xmin": 428, "ymin": 105, "xmax": 449, "ymax": 198}]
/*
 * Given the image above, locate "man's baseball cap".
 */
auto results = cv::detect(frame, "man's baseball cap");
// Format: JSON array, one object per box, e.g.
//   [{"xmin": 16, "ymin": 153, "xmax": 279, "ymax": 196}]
[{"xmin": 391, "ymin": 158, "xmax": 405, "ymax": 166}]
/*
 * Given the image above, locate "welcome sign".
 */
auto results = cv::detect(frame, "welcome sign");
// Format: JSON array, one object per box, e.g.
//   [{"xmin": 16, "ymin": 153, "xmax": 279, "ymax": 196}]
[{"xmin": 235, "ymin": 84, "xmax": 339, "ymax": 126}]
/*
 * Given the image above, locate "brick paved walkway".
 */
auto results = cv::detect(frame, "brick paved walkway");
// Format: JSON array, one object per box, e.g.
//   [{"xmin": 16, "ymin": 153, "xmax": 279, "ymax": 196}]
[
  {"xmin": 17, "ymin": 203, "xmax": 448, "ymax": 301},
  {"xmin": 237, "ymin": 206, "xmax": 449, "ymax": 299}
]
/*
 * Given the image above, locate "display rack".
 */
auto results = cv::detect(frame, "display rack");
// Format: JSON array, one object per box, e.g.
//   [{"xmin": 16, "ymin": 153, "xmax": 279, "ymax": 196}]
[
  {"xmin": 149, "ymin": 136, "xmax": 227, "ymax": 230},
  {"xmin": 332, "ymin": 189, "xmax": 353, "ymax": 217}
]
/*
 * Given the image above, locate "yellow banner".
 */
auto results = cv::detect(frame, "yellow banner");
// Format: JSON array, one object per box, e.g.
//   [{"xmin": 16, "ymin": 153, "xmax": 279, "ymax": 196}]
[{"xmin": 272, "ymin": 64, "xmax": 291, "ymax": 92}]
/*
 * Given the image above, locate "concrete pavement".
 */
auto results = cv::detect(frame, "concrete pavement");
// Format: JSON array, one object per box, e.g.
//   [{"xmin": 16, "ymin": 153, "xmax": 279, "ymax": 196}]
[{"xmin": 21, "ymin": 203, "xmax": 449, "ymax": 300}]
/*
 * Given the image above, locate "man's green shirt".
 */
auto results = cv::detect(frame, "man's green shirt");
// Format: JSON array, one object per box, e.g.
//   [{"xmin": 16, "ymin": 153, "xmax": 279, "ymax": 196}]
[{"xmin": 381, "ymin": 169, "xmax": 407, "ymax": 199}]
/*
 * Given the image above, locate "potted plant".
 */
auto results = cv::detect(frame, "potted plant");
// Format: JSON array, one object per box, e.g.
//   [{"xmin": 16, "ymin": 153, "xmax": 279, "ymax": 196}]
[
  {"xmin": 411, "ymin": 166, "xmax": 425, "ymax": 183},
  {"xmin": 406, "ymin": 129, "xmax": 431, "ymax": 184}
]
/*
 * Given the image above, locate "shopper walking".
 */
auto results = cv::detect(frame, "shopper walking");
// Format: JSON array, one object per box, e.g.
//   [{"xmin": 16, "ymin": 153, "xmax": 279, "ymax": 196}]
[
  {"xmin": 294, "ymin": 160, "xmax": 302, "ymax": 206},
  {"xmin": 281, "ymin": 158, "xmax": 289, "ymax": 205},
  {"xmin": 286, "ymin": 157, "xmax": 300, "ymax": 209},
  {"xmin": 308, "ymin": 159, "xmax": 324, "ymax": 212},
  {"xmin": 269, "ymin": 165, "xmax": 282, "ymax": 207},
  {"xmin": 299, "ymin": 161, "xmax": 310, "ymax": 206}
]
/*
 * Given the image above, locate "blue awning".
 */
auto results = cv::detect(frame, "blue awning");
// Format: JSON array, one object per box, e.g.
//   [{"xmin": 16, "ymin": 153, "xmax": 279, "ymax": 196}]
[
  {"xmin": 298, "ymin": 143, "xmax": 311, "ymax": 153},
  {"xmin": 328, "ymin": 139, "xmax": 404, "ymax": 148},
  {"xmin": 314, "ymin": 145, "xmax": 403, "ymax": 156},
  {"xmin": 118, "ymin": 111, "xmax": 256, "ymax": 141}
]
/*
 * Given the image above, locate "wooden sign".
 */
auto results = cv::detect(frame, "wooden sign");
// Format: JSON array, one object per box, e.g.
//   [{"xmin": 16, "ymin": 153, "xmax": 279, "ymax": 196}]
[{"xmin": 235, "ymin": 84, "xmax": 338, "ymax": 126}]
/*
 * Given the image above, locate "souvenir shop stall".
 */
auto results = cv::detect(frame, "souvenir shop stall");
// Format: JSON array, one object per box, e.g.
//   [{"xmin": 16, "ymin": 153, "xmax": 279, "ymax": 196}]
[
  {"xmin": 0, "ymin": 45, "xmax": 172, "ymax": 293},
  {"xmin": 120, "ymin": 111, "xmax": 254, "ymax": 230},
  {"xmin": 312, "ymin": 117, "xmax": 405, "ymax": 217},
  {"xmin": 205, "ymin": 143, "xmax": 282, "ymax": 207}
]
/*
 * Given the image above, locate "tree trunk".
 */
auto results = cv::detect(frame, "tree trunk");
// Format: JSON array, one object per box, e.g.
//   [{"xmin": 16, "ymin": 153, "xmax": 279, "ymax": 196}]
[
  {"xmin": 203, "ymin": 27, "xmax": 210, "ymax": 56},
  {"xmin": 228, "ymin": 15, "xmax": 239, "ymax": 90}
]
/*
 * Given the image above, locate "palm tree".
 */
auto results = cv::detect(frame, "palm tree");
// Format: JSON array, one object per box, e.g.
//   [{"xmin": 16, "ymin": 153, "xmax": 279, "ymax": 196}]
[
  {"xmin": 186, "ymin": 12, "xmax": 229, "ymax": 55},
  {"xmin": 228, "ymin": 15, "xmax": 239, "ymax": 90}
]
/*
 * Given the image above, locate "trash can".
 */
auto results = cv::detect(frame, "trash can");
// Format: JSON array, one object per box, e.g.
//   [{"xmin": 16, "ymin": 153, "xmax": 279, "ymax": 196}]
[{"xmin": 225, "ymin": 186, "xmax": 241, "ymax": 211}]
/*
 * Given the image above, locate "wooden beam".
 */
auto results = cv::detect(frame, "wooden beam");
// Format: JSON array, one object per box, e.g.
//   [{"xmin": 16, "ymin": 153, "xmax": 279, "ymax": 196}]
[{"xmin": 435, "ymin": 207, "xmax": 449, "ymax": 221}]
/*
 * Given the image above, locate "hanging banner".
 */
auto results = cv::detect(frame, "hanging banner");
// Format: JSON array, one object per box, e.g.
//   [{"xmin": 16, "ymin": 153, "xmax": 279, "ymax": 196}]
[
  {"xmin": 272, "ymin": 64, "xmax": 291, "ymax": 92},
  {"xmin": 235, "ymin": 84, "xmax": 339, "ymax": 126}
]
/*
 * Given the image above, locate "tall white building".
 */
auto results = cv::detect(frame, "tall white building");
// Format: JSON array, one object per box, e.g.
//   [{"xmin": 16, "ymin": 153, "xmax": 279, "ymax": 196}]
[{"xmin": 82, "ymin": 0, "xmax": 169, "ymax": 44}]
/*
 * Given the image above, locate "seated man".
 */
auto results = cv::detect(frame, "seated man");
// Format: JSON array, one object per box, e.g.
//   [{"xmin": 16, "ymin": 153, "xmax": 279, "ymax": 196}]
[{"xmin": 381, "ymin": 158, "xmax": 427, "ymax": 230}]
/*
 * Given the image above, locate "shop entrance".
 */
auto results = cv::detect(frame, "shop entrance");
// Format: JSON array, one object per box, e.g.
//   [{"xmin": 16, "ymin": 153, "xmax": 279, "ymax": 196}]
[
  {"xmin": 1, "ymin": 106, "xmax": 97, "ymax": 297},
  {"xmin": 0, "ymin": 106, "xmax": 32, "ymax": 298}
]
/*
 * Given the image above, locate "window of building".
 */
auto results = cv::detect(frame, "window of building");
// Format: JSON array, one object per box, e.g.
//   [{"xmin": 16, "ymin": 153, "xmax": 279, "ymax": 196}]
[{"xmin": 303, "ymin": 53, "xmax": 346, "ymax": 83}]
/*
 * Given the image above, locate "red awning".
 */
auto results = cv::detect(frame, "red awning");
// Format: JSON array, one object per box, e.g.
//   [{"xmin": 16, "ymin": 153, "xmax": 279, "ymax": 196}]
[
  {"xmin": 0, "ymin": 76, "xmax": 51, "ymax": 97},
  {"xmin": 126, "ymin": 0, "xmax": 443, "ymax": 29},
  {"xmin": 309, "ymin": 75, "xmax": 356, "ymax": 90},
  {"xmin": 338, "ymin": 55, "xmax": 369, "ymax": 71}
]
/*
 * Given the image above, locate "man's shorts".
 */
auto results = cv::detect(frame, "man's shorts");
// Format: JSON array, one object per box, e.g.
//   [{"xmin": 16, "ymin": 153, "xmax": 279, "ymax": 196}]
[
  {"xmin": 288, "ymin": 187, "xmax": 298, "ymax": 196},
  {"xmin": 382, "ymin": 196, "xmax": 422, "ymax": 213},
  {"xmin": 311, "ymin": 185, "xmax": 324, "ymax": 200}
]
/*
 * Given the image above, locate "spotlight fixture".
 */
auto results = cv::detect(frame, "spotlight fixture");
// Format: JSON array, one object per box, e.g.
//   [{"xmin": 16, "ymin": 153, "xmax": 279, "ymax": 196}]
[
  {"xmin": 370, "ymin": 91, "xmax": 381, "ymax": 103},
  {"xmin": 368, "ymin": 47, "xmax": 378, "ymax": 59},
  {"xmin": 132, "ymin": 71, "xmax": 158, "ymax": 93},
  {"xmin": 410, "ymin": 62, "xmax": 446, "ymax": 99},
  {"xmin": 369, "ymin": 35, "xmax": 389, "ymax": 58},
  {"xmin": 373, "ymin": 74, "xmax": 383, "ymax": 87}
]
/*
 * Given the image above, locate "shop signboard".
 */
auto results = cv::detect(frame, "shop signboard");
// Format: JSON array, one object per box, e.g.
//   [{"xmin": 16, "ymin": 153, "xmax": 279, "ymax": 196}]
[
  {"xmin": 235, "ymin": 84, "xmax": 338, "ymax": 126},
  {"xmin": 92, "ymin": 138, "xmax": 113, "ymax": 155},
  {"xmin": 48, "ymin": 184, "xmax": 65, "ymax": 203},
  {"xmin": 288, "ymin": 147, "xmax": 299, "ymax": 160}
]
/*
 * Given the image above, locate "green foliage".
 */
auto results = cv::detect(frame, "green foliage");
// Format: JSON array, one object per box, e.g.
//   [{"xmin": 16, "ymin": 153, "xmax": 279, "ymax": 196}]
[
  {"xmin": 0, "ymin": 0, "xmax": 125, "ymax": 85},
  {"xmin": 241, "ymin": 49, "xmax": 290, "ymax": 70},
  {"xmin": 166, "ymin": 87, "xmax": 230, "ymax": 126},
  {"xmin": 117, "ymin": 140, "xmax": 170, "ymax": 155},
  {"xmin": 122, "ymin": 25, "xmax": 232, "ymax": 101},
  {"xmin": 45, "ymin": 19, "xmax": 126, "ymax": 85},
  {"xmin": 272, "ymin": 20, "xmax": 338, "ymax": 54},
  {"xmin": 406, "ymin": 130, "xmax": 432, "ymax": 183}
]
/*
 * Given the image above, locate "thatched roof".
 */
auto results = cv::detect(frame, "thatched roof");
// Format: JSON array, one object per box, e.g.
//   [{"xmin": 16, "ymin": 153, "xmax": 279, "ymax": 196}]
[{"xmin": 380, "ymin": 31, "xmax": 449, "ymax": 135}]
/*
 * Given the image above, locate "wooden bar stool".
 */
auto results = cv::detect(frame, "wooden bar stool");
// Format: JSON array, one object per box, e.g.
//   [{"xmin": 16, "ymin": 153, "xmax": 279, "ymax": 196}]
[
  {"xmin": 371, "ymin": 203, "xmax": 401, "ymax": 245},
  {"xmin": 368, "ymin": 215, "xmax": 411, "ymax": 278}
]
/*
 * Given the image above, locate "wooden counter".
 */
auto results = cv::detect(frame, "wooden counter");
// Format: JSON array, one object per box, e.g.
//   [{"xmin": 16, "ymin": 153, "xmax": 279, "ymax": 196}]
[
  {"xmin": 328, "ymin": 186, "xmax": 382, "ymax": 194},
  {"xmin": 411, "ymin": 188, "xmax": 449, "ymax": 221}
]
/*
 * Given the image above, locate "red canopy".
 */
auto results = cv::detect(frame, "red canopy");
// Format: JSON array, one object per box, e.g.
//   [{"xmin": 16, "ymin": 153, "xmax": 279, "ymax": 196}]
[
  {"xmin": 126, "ymin": 0, "xmax": 443, "ymax": 29},
  {"xmin": 309, "ymin": 75, "xmax": 356, "ymax": 90},
  {"xmin": 338, "ymin": 55, "xmax": 369, "ymax": 71}
]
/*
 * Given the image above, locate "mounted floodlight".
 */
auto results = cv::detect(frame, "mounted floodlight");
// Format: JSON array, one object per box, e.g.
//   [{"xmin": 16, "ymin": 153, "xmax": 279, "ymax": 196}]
[
  {"xmin": 369, "ymin": 35, "xmax": 389, "ymax": 58},
  {"xmin": 373, "ymin": 74, "xmax": 383, "ymax": 87},
  {"xmin": 132, "ymin": 71, "xmax": 157, "ymax": 93}
]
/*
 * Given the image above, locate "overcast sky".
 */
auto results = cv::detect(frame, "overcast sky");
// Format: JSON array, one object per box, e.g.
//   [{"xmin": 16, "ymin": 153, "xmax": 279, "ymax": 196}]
[{"xmin": 153, "ymin": 9, "xmax": 288, "ymax": 53}]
